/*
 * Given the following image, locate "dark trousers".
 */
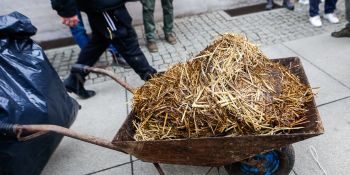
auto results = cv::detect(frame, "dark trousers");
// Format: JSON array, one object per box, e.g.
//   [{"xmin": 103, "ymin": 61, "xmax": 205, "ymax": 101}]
[
  {"xmin": 309, "ymin": 0, "xmax": 338, "ymax": 17},
  {"xmin": 76, "ymin": 6, "xmax": 156, "ymax": 80}
]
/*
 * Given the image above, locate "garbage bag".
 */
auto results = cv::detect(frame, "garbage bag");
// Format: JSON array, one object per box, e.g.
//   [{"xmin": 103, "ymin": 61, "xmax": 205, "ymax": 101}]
[{"xmin": 0, "ymin": 12, "xmax": 79, "ymax": 175}]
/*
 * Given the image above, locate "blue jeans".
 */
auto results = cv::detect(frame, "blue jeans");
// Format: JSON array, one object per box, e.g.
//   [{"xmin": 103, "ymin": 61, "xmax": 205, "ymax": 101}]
[
  {"xmin": 309, "ymin": 0, "xmax": 338, "ymax": 17},
  {"xmin": 70, "ymin": 12, "xmax": 89, "ymax": 49},
  {"xmin": 70, "ymin": 12, "xmax": 119, "ymax": 55}
]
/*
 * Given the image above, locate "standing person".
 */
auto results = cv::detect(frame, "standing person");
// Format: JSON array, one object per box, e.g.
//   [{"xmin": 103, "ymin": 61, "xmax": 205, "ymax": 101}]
[
  {"xmin": 266, "ymin": 0, "xmax": 294, "ymax": 10},
  {"xmin": 51, "ymin": 0, "xmax": 157, "ymax": 99},
  {"xmin": 70, "ymin": 11, "xmax": 130, "ymax": 68},
  {"xmin": 142, "ymin": 0, "xmax": 176, "ymax": 53},
  {"xmin": 332, "ymin": 0, "xmax": 350, "ymax": 37},
  {"xmin": 309, "ymin": 0, "xmax": 339, "ymax": 27}
]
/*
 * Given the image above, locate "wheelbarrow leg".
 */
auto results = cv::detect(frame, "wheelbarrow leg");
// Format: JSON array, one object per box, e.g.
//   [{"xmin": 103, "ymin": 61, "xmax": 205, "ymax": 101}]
[{"xmin": 153, "ymin": 163, "xmax": 165, "ymax": 175}]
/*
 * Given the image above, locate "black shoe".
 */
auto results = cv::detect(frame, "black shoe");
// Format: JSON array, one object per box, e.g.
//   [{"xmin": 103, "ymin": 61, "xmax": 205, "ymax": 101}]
[
  {"xmin": 331, "ymin": 27, "xmax": 350, "ymax": 38},
  {"xmin": 64, "ymin": 74, "xmax": 96, "ymax": 99},
  {"xmin": 112, "ymin": 54, "xmax": 131, "ymax": 69},
  {"xmin": 283, "ymin": 0, "xmax": 294, "ymax": 10},
  {"xmin": 143, "ymin": 70, "xmax": 158, "ymax": 81},
  {"xmin": 266, "ymin": 0, "xmax": 274, "ymax": 10}
]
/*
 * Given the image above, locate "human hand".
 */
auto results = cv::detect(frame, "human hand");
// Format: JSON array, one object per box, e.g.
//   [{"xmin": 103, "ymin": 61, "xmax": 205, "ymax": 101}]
[{"xmin": 61, "ymin": 15, "xmax": 79, "ymax": 27}]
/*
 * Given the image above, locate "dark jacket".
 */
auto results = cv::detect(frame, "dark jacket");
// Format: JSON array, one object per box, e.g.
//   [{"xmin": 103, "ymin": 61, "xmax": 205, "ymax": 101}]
[{"xmin": 51, "ymin": 0, "xmax": 125, "ymax": 17}]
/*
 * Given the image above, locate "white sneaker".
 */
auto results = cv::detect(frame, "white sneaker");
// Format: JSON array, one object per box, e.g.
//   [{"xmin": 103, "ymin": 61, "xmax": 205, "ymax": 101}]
[
  {"xmin": 309, "ymin": 16, "xmax": 322, "ymax": 27},
  {"xmin": 324, "ymin": 13, "xmax": 340, "ymax": 24},
  {"xmin": 299, "ymin": 0, "xmax": 309, "ymax": 5}
]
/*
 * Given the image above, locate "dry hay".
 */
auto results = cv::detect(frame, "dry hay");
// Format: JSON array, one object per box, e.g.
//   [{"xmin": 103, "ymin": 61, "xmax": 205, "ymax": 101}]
[{"xmin": 132, "ymin": 33, "xmax": 313, "ymax": 141}]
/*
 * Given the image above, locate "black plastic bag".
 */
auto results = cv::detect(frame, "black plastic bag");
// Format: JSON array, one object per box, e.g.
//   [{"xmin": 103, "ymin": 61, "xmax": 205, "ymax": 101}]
[{"xmin": 0, "ymin": 12, "xmax": 79, "ymax": 175}]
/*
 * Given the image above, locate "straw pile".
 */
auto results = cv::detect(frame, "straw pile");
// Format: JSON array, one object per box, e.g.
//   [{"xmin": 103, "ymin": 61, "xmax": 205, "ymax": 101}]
[{"xmin": 132, "ymin": 33, "xmax": 313, "ymax": 141}]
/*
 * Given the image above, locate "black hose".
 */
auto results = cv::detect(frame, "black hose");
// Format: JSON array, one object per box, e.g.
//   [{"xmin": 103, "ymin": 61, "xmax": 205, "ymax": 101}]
[{"xmin": 0, "ymin": 121, "xmax": 15, "ymax": 137}]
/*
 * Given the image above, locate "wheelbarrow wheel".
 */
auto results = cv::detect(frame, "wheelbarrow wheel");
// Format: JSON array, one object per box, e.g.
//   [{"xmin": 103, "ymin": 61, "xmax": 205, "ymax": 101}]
[{"xmin": 224, "ymin": 145, "xmax": 295, "ymax": 175}]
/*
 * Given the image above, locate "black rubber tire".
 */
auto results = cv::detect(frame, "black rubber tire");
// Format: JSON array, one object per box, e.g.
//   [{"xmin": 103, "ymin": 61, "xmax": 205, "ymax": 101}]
[{"xmin": 224, "ymin": 145, "xmax": 295, "ymax": 175}]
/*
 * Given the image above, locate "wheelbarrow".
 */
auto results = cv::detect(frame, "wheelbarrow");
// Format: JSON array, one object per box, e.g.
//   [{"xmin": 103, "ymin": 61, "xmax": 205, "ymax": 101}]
[{"xmin": 0, "ymin": 57, "xmax": 324, "ymax": 175}]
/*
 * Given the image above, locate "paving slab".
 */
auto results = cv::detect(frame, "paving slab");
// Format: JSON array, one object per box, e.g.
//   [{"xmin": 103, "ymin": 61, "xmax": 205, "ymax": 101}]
[
  {"xmin": 293, "ymin": 98, "xmax": 350, "ymax": 175},
  {"xmin": 42, "ymin": 81, "xmax": 131, "ymax": 175},
  {"xmin": 93, "ymin": 163, "xmax": 132, "ymax": 175},
  {"xmin": 43, "ymin": 3, "xmax": 348, "ymax": 84},
  {"xmin": 261, "ymin": 44, "xmax": 298, "ymax": 59},
  {"xmin": 261, "ymin": 44, "xmax": 350, "ymax": 106},
  {"xmin": 133, "ymin": 161, "xmax": 229, "ymax": 175},
  {"xmin": 132, "ymin": 161, "xmax": 297, "ymax": 175},
  {"xmin": 284, "ymin": 34, "xmax": 350, "ymax": 88}
]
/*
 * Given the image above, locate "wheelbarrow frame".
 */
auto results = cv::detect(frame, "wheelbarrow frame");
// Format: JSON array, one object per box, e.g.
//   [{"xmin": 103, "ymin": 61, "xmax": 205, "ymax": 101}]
[{"xmin": 1, "ymin": 57, "xmax": 324, "ymax": 174}]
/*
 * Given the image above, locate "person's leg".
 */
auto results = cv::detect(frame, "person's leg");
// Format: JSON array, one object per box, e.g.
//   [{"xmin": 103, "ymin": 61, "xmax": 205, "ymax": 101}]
[
  {"xmin": 331, "ymin": 0, "xmax": 350, "ymax": 37},
  {"xmin": 324, "ymin": 0, "xmax": 338, "ymax": 14},
  {"xmin": 324, "ymin": 0, "xmax": 339, "ymax": 23},
  {"xmin": 107, "ymin": 45, "xmax": 118, "ymax": 55},
  {"xmin": 266, "ymin": 0, "xmax": 274, "ymax": 10},
  {"xmin": 107, "ymin": 44, "xmax": 130, "ymax": 68},
  {"xmin": 309, "ymin": 0, "xmax": 320, "ymax": 17},
  {"xmin": 346, "ymin": 0, "xmax": 350, "ymax": 28},
  {"xmin": 309, "ymin": 0, "xmax": 323, "ymax": 26},
  {"xmin": 70, "ymin": 11, "xmax": 90, "ymax": 49},
  {"xmin": 161, "ymin": 0, "xmax": 174, "ymax": 36},
  {"xmin": 76, "ymin": 34, "xmax": 109, "ymax": 67},
  {"xmin": 110, "ymin": 8, "xmax": 157, "ymax": 80},
  {"xmin": 141, "ymin": 0, "xmax": 157, "ymax": 42},
  {"xmin": 161, "ymin": 0, "xmax": 176, "ymax": 44},
  {"xmin": 141, "ymin": 0, "xmax": 158, "ymax": 52},
  {"xmin": 283, "ymin": 0, "xmax": 295, "ymax": 10},
  {"xmin": 65, "ymin": 13, "xmax": 110, "ymax": 99}
]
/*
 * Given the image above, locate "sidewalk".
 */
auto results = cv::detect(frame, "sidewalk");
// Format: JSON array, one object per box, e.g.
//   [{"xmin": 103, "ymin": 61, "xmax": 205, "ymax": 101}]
[
  {"xmin": 44, "ymin": 2, "xmax": 346, "ymax": 83},
  {"xmin": 0, "ymin": 0, "xmax": 265, "ymax": 45},
  {"xmin": 41, "ymin": 3, "xmax": 350, "ymax": 175}
]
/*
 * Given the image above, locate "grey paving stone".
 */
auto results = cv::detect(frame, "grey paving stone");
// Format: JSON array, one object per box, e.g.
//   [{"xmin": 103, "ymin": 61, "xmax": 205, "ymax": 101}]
[
  {"xmin": 293, "ymin": 98, "xmax": 350, "ymax": 175},
  {"xmin": 125, "ymin": 74, "xmax": 146, "ymax": 90},
  {"xmin": 93, "ymin": 163, "xmax": 132, "ymax": 175},
  {"xmin": 93, "ymin": 77, "xmax": 106, "ymax": 84},
  {"xmin": 261, "ymin": 44, "xmax": 299, "ymax": 59},
  {"xmin": 133, "ymin": 161, "xmax": 229, "ymax": 175},
  {"xmin": 284, "ymin": 34, "xmax": 350, "ymax": 88}
]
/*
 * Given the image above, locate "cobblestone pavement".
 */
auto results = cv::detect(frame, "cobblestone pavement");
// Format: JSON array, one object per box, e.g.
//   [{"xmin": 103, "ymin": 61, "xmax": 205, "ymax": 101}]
[
  {"xmin": 0, "ymin": 0, "xmax": 265, "ymax": 42},
  {"xmin": 44, "ymin": 1, "xmax": 347, "ymax": 85}
]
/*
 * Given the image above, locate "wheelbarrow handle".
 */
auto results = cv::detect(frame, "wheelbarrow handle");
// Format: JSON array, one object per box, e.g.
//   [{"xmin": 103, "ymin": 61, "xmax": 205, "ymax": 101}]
[
  {"xmin": 2, "ymin": 122, "xmax": 166, "ymax": 175},
  {"xmin": 0, "ymin": 121, "xmax": 16, "ymax": 137},
  {"xmin": 4, "ymin": 123, "xmax": 124, "ymax": 152},
  {"xmin": 72, "ymin": 64, "xmax": 135, "ymax": 94}
]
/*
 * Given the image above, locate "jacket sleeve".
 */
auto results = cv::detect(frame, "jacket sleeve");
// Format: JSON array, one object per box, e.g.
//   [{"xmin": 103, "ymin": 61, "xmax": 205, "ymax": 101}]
[{"xmin": 50, "ymin": 0, "xmax": 78, "ymax": 17}]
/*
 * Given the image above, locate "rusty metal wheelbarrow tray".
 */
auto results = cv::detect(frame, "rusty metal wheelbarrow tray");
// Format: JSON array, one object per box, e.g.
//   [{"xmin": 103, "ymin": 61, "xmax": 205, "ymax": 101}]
[
  {"xmin": 1, "ymin": 57, "xmax": 323, "ymax": 171},
  {"xmin": 112, "ymin": 57, "xmax": 324, "ymax": 167}
]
